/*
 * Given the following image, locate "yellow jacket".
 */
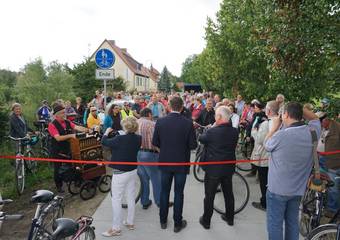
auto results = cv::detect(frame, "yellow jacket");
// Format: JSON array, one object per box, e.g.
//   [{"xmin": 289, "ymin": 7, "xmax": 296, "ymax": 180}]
[
  {"xmin": 120, "ymin": 109, "xmax": 134, "ymax": 120},
  {"xmin": 87, "ymin": 113, "xmax": 101, "ymax": 129}
]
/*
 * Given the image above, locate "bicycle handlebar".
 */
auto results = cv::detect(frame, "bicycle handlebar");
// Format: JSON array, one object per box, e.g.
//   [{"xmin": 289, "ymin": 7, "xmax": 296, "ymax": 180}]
[
  {"xmin": 4, "ymin": 214, "xmax": 24, "ymax": 221},
  {"xmin": 0, "ymin": 199, "xmax": 13, "ymax": 205},
  {"xmin": 7, "ymin": 136, "xmax": 30, "ymax": 141}
]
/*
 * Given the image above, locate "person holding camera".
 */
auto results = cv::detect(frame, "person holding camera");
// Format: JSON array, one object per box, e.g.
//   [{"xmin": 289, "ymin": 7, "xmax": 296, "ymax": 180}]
[
  {"xmin": 101, "ymin": 117, "xmax": 142, "ymax": 237},
  {"xmin": 264, "ymin": 102, "xmax": 320, "ymax": 240}
]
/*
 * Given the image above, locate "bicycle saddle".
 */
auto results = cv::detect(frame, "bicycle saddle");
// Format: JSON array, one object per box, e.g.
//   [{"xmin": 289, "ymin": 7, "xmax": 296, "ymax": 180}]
[
  {"xmin": 52, "ymin": 218, "xmax": 79, "ymax": 239},
  {"xmin": 31, "ymin": 190, "xmax": 54, "ymax": 204}
]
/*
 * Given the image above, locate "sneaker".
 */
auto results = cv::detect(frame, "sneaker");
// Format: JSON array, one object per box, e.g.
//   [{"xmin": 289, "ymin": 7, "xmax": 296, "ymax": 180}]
[
  {"xmin": 324, "ymin": 209, "xmax": 336, "ymax": 219},
  {"xmin": 142, "ymin": 200, "xmax": 152, "ymax": 210},
  {"xmin": 221, "ymin": 214, "xmax": 234, "ymax": 226},
  {"xmin": 160, "ymin": 222, "xmax": 167, "ymax": 229},
  {"xmin": 199, "ymin": 216, "xmax": 210, "ymax": 229},
  {"xmin": 245, "ymin": 172, "xmax": 256, "ymax": 177},
  {"xmin": 174, "ymin": 220, "xmax": 187, "ymax": 233},
  {"xmin": 56, "ymin": 187, "xmax": 65, "ymax": 193},
  {"xmin": 252, "ymin": 202, "xmax": 266, "ymax": 211},
  {"xmin": 123, "ymin": 221, "xmax": 135, "ymax": 230},
  {"xmin": 102, "ymin": 229, "xmax": 121, "ymax": 237}
]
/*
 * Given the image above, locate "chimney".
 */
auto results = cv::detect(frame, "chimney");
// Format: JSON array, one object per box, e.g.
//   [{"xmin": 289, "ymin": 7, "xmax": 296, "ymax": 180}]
[{"xmin": 121, "ymin": 48, "xmax": 127, "ymax": 53}]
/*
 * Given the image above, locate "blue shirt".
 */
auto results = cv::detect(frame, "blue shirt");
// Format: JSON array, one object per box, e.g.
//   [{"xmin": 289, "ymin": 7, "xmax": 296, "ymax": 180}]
[
  {"xmin": 152, "ymin": 103, "xmax": 159, "ymax": 118},
  {"xmin": 264, "ymin": 120, "xmax": 321, "ymax": 196}
]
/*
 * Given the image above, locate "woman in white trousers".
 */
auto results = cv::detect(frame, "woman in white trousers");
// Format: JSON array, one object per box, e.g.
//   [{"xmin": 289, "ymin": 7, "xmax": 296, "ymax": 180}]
[{"xmin": 101, "ymin": 116, "xmax": 142, "ymax": 237}]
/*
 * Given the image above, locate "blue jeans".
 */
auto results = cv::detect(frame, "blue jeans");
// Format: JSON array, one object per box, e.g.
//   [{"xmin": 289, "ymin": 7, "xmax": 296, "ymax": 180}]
[
  {"xmin": 266, "ymin": 190, "xmax": 301, "ymax": 240},
  {"xmin": 137, "ymin": 151, "xmax": 161, "ymax": 206},
  {"xmin": 159, "ymin": 171, "xmax": 187, "ymax": 227},
  {"xmin": 326, "ymin": 169, "xmax": 340, "ymax": 213}
]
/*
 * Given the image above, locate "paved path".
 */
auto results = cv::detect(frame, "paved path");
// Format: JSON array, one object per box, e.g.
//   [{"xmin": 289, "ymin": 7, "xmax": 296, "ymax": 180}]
[{"xmin": 92, "ymin": 169, "xmax": 275, "ymax": 240}]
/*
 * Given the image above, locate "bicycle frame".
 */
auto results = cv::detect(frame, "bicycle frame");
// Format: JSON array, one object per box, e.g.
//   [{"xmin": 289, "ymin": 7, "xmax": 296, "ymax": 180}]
[{"xmin": 27, "ymin": 196, "xmax": 64, "ymax": 240}]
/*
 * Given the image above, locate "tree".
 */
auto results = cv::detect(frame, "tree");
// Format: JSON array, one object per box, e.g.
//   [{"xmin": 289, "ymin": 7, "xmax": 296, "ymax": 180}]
[
  {"xmin": 15, "ymin": 59, "xmax": 75, "ymax": 123},
  {"xmin": 69, "ymin": 58, "xmax": 102, "ymax": 103},
  {"xmin": 158, "ymin": 66, "xmax": 172, "ymax": 93},
  {"xmin": 180, "ymin": 0, "xmax": 339, "ymax": 102},
  {"xmin": 257, "ymin": 0, "xmax": 340, "ymax": 102}
]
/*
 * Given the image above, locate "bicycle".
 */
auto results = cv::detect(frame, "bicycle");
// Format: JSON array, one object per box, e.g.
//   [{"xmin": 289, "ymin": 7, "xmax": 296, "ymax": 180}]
[
  {"xmin": 27, "ymin": 190, "xmax": 95, "ymax": 240},
  {"xmin": 193, "ymin": 124, "xmax": 209, "ymax": 183},
  {"xmin": 28, "ymin": 190, "xmax": 65, "ymax": 240},
  {"xmin": 192, "ymin": 125, "xmax": 250, "ymax": 214},
  {"xmin": 0, "ymin": 198, "xmax": 24, "ymax": 233},
  {"xmin": 305, "ymin": 203, "xmax": 340, "ymax": 240},
  {"xmin": 299, "ymin": 173, "xmax": 334, "ymax": 237},
  {"xmin": 34, "ymin": 119, "xmax": 51, "ymax": 158},
  {"xmin": 213, "ymin": 172, "xmax": 250, "ymax": 215},
  {"xmin": 8, "ymin": 135, "xmax": 39, "ymax": 194},
  {"xmin": 235, "ymin": 124, "xmax": 254, "ymax": 172}
]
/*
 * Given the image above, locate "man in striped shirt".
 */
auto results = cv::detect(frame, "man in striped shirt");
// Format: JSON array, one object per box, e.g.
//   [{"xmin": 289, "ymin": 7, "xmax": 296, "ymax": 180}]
[{"xmin": 137, "ymin": 108, "xmax": 162, "ymax": 209}]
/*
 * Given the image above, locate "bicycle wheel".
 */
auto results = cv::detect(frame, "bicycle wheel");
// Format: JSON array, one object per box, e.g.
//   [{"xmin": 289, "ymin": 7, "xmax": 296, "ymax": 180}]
[
  {"xmin": 193, "ymin": 147, "xmax": 205, "ymax": 183},
  {"xmin": 213, "ymin": 172, "xmax": 250, "ymax": 215},
  {"xmin": 236, "ymin": 141, "xmax": 252, "ymax": 172},
  {"xmin": 41, "ymin": 202, "xmax": 64, "ymax": 232},
  {"xmin": 73, "ymin": 226, "xmax": 96, "ymax": 240},
  {"xmin": 15, "ymin": 158, "xmax": 25, "ymax": 195},
  {"xmin": 306, "ymin": 224, "xmax": 338, "ymax": 240},
  {"xmin": 299, "ymin": 189, "xmax": 323, "ymax": 237},
  {"xmin": 25, "ymin": 151, "xmax": 37, "ymax": 174},
  {"xmin": 98, "ymin": 175, "xmax": 111, "ymax": 193},
  {"xmin": 80, "ymin": 181, "xmax": 97, "ymax": 201},
  {"xmin": 68, "ymin": 179, "xmax": 82, "ymax": 195}
]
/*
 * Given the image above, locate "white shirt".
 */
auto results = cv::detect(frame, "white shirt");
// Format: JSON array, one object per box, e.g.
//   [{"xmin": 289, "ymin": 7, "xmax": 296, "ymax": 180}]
[
  {"xmin": 317, "ymin": 129, "xmax": 329, "ymax": 153},
  {"xmin": 231, "ymin": 114, "xmax": 240, "ymax": 129}
]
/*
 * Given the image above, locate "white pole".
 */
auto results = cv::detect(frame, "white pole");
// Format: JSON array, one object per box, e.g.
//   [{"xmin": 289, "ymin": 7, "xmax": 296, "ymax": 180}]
[{"xmin": 104, "ymin": 79, "xmax": 107, "ymax": 108}]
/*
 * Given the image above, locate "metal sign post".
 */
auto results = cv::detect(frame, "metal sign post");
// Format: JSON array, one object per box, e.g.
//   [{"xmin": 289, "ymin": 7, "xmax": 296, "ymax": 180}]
[{"xmin": 104, "ymin": 79, "xmax": 107, "ymax": 107}]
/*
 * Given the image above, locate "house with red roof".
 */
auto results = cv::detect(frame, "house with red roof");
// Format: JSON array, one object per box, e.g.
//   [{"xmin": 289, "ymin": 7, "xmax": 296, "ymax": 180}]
[{"xmin": 91, "ymin": 39, "xmax": 159, "ymax": 92}]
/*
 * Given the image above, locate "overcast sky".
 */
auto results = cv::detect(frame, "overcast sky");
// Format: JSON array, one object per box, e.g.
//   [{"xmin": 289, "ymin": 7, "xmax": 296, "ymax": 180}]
[{"xmin": 0, "ymin": 0, "xmax": 221, "ymax": 76}]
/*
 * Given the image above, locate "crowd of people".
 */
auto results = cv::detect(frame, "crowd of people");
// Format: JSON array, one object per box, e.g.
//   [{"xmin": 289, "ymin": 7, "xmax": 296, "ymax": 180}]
[{"xmin": 8, "ymin": 89, "xmax": 340, "ymax": 240}]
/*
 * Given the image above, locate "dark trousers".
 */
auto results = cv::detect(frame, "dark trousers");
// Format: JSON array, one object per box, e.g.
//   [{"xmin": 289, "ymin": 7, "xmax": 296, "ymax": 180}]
[
  {"xmin": 202, "ymin": 173, "xmax": 234, "ymax": 224},
  {"xmin": 159, "ymin": 171, "xmax": 187, "ymax": 227},
  {"xmin": 257, "ymin": 166, "xmax": 268, "ymax": 208},
  {"xmin": 54, "ymin": 162, "xmax": 63, "ymax": 189}
]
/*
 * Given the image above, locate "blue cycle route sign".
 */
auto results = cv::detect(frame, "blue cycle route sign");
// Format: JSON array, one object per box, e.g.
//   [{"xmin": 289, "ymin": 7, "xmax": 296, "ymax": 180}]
[{"xmin": 95, "ymin": 48, "xmax": 115, "ymax": 69}]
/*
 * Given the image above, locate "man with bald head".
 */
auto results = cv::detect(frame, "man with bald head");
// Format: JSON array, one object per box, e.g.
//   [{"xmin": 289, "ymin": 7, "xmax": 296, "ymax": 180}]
[{"xmin": 198, "ymin": 106, "xmax": 239, "ymax": 229}]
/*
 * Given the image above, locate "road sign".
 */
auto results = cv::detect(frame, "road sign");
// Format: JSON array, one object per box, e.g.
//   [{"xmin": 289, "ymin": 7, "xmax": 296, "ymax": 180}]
[
  {"xmin": 95, "ymin": 69, "xmax": 115, "ymax": 80},
  {"xmin": 95, "ymin": 48, "xmax": 115, "ymax": 69}
]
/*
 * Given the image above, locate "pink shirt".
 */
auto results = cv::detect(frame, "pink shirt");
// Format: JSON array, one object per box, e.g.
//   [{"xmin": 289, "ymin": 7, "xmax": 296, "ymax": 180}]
[{"xmin": 48, "ymin": 118, "xmax": 75, "ymax": 137}]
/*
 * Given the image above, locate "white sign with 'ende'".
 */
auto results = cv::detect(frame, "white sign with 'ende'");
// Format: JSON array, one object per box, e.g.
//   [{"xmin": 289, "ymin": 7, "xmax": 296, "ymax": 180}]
[{"xmin": 95, "ymin": 69, "xmax": 115, "ymax": 80}]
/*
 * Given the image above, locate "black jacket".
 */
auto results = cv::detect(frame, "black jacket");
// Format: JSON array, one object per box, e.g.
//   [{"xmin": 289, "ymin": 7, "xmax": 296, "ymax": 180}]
[
  {"xmin": 199, "ymin": 123, "xmax": 238, "ymax": 177},
  {"xmin": 152, "ymin": 112, "xmax": 197, "ymax": 173},
  {"xmin": 9, "ymin": 113, "xmax": 32, "ymax": 138},
  {"xmin": 181, "ymin": 107, "xmax": 192, "ymax": 120},
  {"xmin": 102, "ymin": 133, "xmax": 142, "ymax": 172},
  {"xmin": 196, "ymin": 108, "xmax": 215, "ymax": 126},
  {"xmin": 49, "ymin": 119, "xmax": 73, "ymax": 157}
]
